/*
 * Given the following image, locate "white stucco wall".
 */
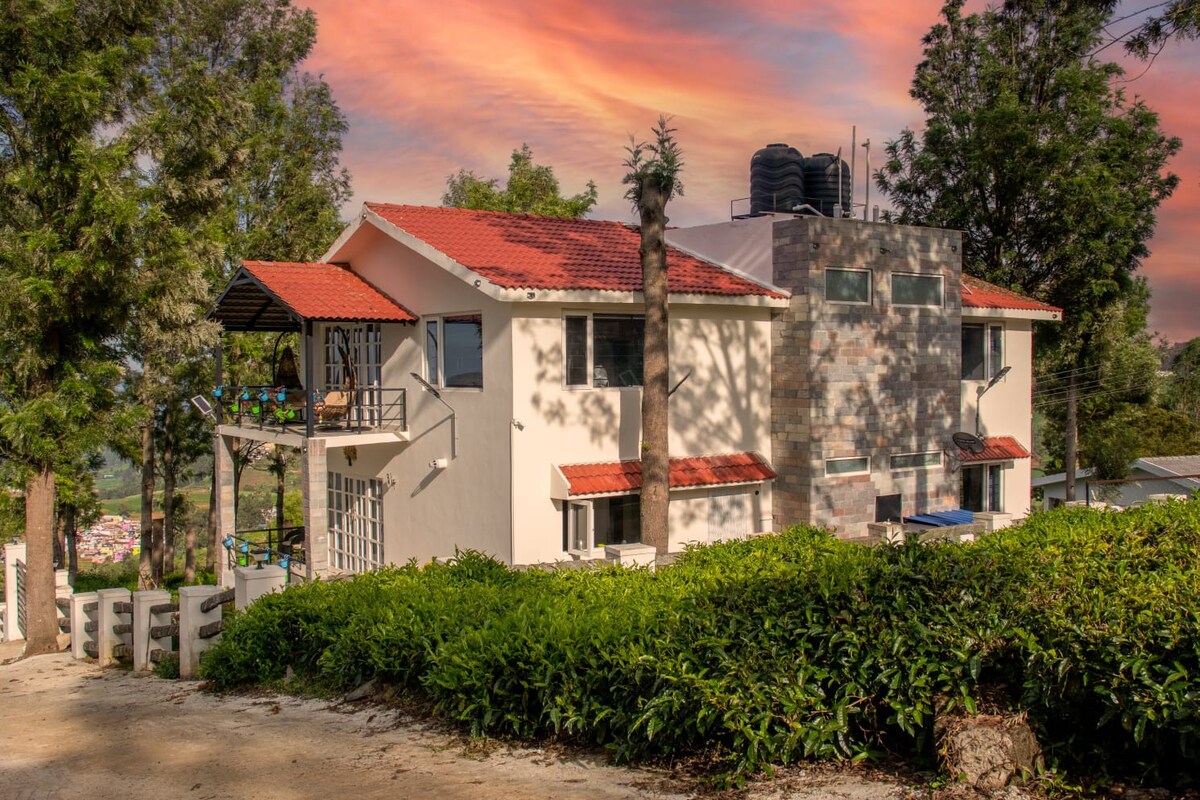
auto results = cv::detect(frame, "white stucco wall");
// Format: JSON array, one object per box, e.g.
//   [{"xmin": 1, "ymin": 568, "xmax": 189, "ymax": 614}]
[
  {"xmin": 508, "ymin": 302, "xmax": 776, "ymax": 565},
  {"xmin": 328, "ymin": 226, "xmax": 516, "ymax": 566},
  {"xmin": 960, "ymin": 315, "xmax": 1035, "ymax": 519}
]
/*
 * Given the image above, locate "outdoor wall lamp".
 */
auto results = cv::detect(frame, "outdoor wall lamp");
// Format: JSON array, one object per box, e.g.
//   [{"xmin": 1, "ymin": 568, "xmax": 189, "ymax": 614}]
[
  {"xmin": 410, "ymin": 372, "xmax": 458, "ymax": 460},
  {"xmin": 975, "ymin": 365, "xmax": 1012, "ymax": 435}
]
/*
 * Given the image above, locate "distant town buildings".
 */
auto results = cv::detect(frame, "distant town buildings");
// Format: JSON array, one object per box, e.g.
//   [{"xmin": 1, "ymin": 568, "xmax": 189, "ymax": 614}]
[{"xmin": 77, "ymin": 514, "xmax": 140, "ymax": 564}]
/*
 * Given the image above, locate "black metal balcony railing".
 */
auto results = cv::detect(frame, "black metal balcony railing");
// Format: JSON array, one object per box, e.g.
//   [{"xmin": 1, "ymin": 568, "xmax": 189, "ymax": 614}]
[
  {"xmin": 222, "ymin": 526, "xmax": 306, "ymax": 583},
  {"xmin": 213, "ymin": 385, "xmax": 406, "ymax": 434}
]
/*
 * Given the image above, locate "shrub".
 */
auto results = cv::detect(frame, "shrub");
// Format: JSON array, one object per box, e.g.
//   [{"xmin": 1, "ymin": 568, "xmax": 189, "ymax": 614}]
[{"xmin": 200, "ymin": 505, "xmax": 1200, "ymax": 787}]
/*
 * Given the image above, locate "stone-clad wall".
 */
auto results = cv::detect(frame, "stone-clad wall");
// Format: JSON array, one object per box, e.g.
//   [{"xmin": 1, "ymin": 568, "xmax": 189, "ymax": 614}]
[{"xmin": 770, "ymin": 217, "xmax": 961, "ymax": 538}]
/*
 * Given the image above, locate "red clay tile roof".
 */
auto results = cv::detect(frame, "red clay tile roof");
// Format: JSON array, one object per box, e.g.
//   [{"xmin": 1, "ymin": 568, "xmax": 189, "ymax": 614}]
[
  {"xmin": 961, "ymin": 436, "xmax": 1031, "ymax": 463},
  {"xmin": 962, "ymin": 275, "xmax": 1061, "ymax": 314},
  {"xmin": 241, "ymin": 261, "xmax": 416, "ymax": 322},
  {"xmin": 560, "ymin": 452, "xmax": 776, "ymax": 496},
  {"xmin": 366, "ymin": 204, "xmax": 785, "ymax": 299}
]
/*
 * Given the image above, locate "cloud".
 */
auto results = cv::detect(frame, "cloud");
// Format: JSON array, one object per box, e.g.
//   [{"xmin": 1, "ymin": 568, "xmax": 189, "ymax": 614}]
[{"xmin": 298, "ymin": 0, "xmax": 1199, "ymax": 341}]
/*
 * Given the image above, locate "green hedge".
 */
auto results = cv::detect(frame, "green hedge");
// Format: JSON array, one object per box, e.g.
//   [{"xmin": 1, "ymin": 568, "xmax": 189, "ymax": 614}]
[{"xmin": 201, "ymin": 502, "xmax": 1200, "ymax": 786}]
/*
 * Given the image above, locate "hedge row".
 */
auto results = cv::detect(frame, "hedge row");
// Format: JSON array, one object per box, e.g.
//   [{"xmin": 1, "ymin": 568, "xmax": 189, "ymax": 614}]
[{"xmin": 200, "ymin": 502, "xmax": 1200, "ymax": 786}]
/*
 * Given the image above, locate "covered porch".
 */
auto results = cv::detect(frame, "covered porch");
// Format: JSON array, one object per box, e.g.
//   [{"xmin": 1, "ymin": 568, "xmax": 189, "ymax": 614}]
[{"xmin": 209, "ymin": 260, "xmax": 418, "ymax": 582}]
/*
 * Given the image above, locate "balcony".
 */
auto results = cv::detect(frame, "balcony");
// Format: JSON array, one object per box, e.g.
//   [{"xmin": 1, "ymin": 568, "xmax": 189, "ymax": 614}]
[{"xmin": 214, "ymin": 384, "xmax": 407, "ymax": 435}]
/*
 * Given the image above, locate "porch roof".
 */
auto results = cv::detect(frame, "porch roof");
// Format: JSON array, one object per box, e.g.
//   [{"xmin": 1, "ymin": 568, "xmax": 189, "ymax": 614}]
[
  {"xmin": 556, "ymin": 452, "xmax": 777, "ymax": 498},
  {"xmin": 211, "ymin": 261, "xmax": 416, "ymax": 331},
  {"xmin": 961, "ymin": 435, "xmax": 1031, "ymax": 463}
]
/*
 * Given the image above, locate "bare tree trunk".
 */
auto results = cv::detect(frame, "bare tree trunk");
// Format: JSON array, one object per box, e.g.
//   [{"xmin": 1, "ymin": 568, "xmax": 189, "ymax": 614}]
[
  {"xmin": 24, "ymin": 465, "xmax": 58, "ymax": 655},
  {"xmin": 184, "ymin": 523, "xmax": 197, "ymax": 583},
  {"xmin": 162, "ymin": 405, "xmax": 176, "ymax": 577},
  {"xmin": 274, "ymin": 451, "xmax": 286, "ymax": 533},
  {"xmin": 53, "ymin": 509, "xmax": 65, "ymax": 570},
  {"xmin": 1065, "ymin": 371, "xmax": 1078, "ymax": 502},
  {"xmin": 638, "ymin": 181, "xmax": 670, "ymax": 554},
  {"xmin": 205, "ymin": 468, "xmax": 216, "ymax": 573},
  {"xmin": 139, "ymin": 392, "xmax": 156, "ymax": 590},
  {"xmin": 64, "ymin": 504, "xmax": 78, "ymax": 588}
]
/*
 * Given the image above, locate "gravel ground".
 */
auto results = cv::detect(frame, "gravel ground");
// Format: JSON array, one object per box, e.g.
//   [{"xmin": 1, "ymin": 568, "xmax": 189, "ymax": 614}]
[{"xmin": 0, "ymin": 649, "xmax": 925, "ymax": 800}]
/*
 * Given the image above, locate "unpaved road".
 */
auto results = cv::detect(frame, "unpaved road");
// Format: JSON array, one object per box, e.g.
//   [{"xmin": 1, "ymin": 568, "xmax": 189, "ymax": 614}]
[{"xmin": 0, "ymin": 651, "xmax": 922, "ymax": 800}]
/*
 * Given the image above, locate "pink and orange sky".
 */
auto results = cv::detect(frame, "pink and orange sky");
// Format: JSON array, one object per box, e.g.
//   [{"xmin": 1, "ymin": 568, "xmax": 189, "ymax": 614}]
[{"xmin": 300, "ymin": 0, "xmax": 1198, "ymax": 342}]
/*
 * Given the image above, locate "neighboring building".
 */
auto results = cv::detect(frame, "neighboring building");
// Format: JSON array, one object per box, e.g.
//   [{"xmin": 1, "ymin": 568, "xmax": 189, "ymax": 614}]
[
  {"xmin": 1033, "ymin": 455, "xmax": 1200, "ymax": 508},
  {"xmin": 209, "ymin": 205, "xmax": 1059, "ymax": 580}
]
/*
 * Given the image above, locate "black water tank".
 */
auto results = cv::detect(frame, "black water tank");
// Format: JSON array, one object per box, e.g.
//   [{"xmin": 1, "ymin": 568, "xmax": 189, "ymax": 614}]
[
  {"xmin": 802, "ymin": 153, "xmax": 852, "ymax": 217},
  {"xmin": 750, "ymin": 143, "xmax": 806, "ymax": 214}
]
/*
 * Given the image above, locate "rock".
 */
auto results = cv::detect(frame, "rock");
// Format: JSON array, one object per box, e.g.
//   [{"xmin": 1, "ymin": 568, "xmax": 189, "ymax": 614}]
[
  {"xmin": 345, "ymin": 678, "xmax": 379, "ymax": 702},
  {"xmin": 936, "ymin": 711, "xmax": 1043, "ymax": 792}
]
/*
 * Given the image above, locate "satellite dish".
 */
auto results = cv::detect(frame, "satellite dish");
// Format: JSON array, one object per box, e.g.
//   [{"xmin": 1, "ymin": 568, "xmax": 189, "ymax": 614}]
[{"xmin": 952, "ymin": 431, "xmax": 986, "ymax": 455}]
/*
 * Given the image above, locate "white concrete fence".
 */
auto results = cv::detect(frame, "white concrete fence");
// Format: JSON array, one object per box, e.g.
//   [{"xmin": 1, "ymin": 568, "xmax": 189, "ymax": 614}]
[{"xmin": 4, "ymin": 560, "xmax": 288, "ymax": 679}]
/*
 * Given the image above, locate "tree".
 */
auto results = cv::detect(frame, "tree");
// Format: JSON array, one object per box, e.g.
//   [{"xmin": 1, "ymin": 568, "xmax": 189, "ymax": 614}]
[
  {"xmin": 622, "ymin": 116, "xmax": 683, "ymax": 555},
  {"xmin": 877, "ymin": 0, "xmax": 1180, "ymax": 500},
  {"xmin": 0, "ymin": 0, "xmax": 162, "ymax": 653},
  {"xmin": 444, "ymin": 144, "xmax": 598, "ymax": 219},
  {"xmin": 1122, "ymin": 0, "xmax": 1200, "ymax": 58},
  {"xmin": 1163, "ymin": 337, "xmax": 1200, "ymax": 422}
]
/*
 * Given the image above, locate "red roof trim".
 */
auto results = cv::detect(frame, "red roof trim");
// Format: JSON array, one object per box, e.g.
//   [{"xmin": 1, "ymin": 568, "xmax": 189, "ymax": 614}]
[
  {"xmin": 961, "ymin": 436, "xmax": 1031, "ymax": 463},
  {"xmin": 364, "ymin": 203, "xmax": 786, "ymax": 300},
  {"xmin": 241, "ymin": 261, "xmax": 416, "ymax": 322},
  {"xmin": 560, "ymin": 452, "xmax": 776, "ymax": 496},
  {"xmin": 961, "ymin": 275, "xmax": 1061, "ymax": 314}
]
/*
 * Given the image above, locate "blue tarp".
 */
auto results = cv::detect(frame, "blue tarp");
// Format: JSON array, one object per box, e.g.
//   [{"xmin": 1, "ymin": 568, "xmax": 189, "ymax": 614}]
[{"xmin": 903, "ymin": 509, "xmax": 975, "ymax": 527}]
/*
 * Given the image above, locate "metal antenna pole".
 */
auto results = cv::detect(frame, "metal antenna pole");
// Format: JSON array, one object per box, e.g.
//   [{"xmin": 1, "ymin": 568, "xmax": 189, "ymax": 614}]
[{"xmin": 861, "ymin": 139, "xmax": 871, "ymax": 221}]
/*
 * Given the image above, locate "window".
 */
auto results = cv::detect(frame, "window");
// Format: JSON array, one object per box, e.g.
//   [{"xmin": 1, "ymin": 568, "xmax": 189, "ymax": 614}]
[
  {"xmin": 425, "ymin": 313, "xmax": 482, "ymax": 388},
  {"xmin": 324, "ymin": 324, "xmax": 383, "ymax": 424},
  {"xmin": 961, "ymin": 464, "xmax": 1003, "ymax": 512},
  {"xmin": 327, "ymin": 473, "xmax": 384, "ymax": 573},
  {"xmin": 563, "ymin": 313, "xmax": 645, "ymax": 388},
  {"xmin": 564, "ymin": 495, "xmax": 641, "ymax": 552},
  {"xmin": 891, "ymin": 273, "xmax": 943, "ymax": 306},
  {"xmin": 890, "ymin": 451, "xmax": 941, "ymax": 470},
  {"xmin": 962, "ymin": 323, "xmax": 1005, "ymax": 380},
  {"xmin": 825, "ymin": 268, "xmax": 871, "ymax": 303},
  {"xmin": 825, "ymin": 456, "xmax": 869, "ymax": 476}
]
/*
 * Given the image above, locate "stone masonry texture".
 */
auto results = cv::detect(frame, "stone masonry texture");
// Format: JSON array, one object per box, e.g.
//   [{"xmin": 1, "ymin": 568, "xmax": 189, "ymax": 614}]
[{"xmin": 770, "ymin": 217, "xmax": 962, "ymax": 538}]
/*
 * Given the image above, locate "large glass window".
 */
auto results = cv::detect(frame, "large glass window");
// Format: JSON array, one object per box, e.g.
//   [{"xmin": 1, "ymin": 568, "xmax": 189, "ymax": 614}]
[
  {"xmin": 563, "ymin": 313, "xmax": 644, "ymax": 388},
  {"xmin": 961, "ymin": 464, "xmax": 1003, "ymax": 512},
  {"xmin": 324, "ymin": 324, "xmax": 383, "ymax": 424},
  {"xmin": 825, "ymin": 268, "xmax": 871, "ymax": 303},
  {"xmin": 327, "ymin": 472, "xmax": 384, "ymax": 573},
  {"xmin": 962, "ymin": 323, "xmax": 1004, "ymax": 380},
  {"xmin": 890, "ymin": 451, "xmax": 941, "ymax": 470},
  {"xmin": 892, "ymin": 273, "xmax": 943, "ymax": 306},
  {"xmin": 425, "ymin": 313, "xmax": 482, "ymax": 388},
  {"xmin": 564, "ymin": 495, "xmax": 641, "ymax": 552}
]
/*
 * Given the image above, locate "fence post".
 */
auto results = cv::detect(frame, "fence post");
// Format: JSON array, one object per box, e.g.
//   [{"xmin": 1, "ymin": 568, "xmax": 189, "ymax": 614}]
[
  {"xmin": 179, "ymin": 585, "xmax": 225, "ymax": 679},
  {"xmin": 55, "ymin": 570, "xmax": 72, "ymax": 649},
  {"xmin": 132, "ymin": 590, "xmax": 171, "ymax": 671},
  {"xmin": 234, "ymin": 565, "xmax": 287, "ymax": 610},
  {"xmin": 3, "ymin": 542, "xmax": 27, "ymax": 642},
  {"xmin": 70, "ymin": 592, "xmax": 99, "ymax": 660},
  {"xmin": 96, "ymin": 588, "xmax": 132, "ymax": 667}
]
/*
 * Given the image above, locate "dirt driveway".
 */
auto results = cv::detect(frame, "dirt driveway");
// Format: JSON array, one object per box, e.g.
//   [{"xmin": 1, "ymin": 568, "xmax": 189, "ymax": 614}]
[{"xmin": 0, "ymin": 651, "xmax": 923, "ymax": 800}]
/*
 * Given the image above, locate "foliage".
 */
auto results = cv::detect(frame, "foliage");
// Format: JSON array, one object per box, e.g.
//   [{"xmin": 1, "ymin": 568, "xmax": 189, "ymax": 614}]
[
  {"xmin": 621, "ymin": 116, "xmax": 684, "ymax": 211},
  {"xmin": 1163, "ymin": 337, "xmax": 1200, "ymax": 423},
  {"xmin": 443, "ymin": 144, "xmax": 597, "ymax": 219},
  {"xmin": 202, "ymin": 506, "xmax": 1200, "ymax": 788},
  {"xmin": 73, "ymin": 562, "xmax": 215, "ymax": 594},
  {"xmin": 1122, "ymin": 0, "xmax": 1200, "ymax": 58}
]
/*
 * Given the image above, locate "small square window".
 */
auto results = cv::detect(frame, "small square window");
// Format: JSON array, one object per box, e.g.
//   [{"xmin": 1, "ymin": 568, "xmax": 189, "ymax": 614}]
[
  {"xmin": 892, "ymin": 273, "xmax": 943, "ymax": 306},
  {"xmin": 825, "ymin": 268, "xmax": 871, "ymax": 303},
  {"xmin": 825, "ymin": 456, "xmax": 870, "ymax": 476}
]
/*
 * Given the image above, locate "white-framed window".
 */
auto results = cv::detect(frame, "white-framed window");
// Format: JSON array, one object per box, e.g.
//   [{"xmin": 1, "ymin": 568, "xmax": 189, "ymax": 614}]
[
  {"xmin": 425, "ymin": 313, "xmax": 483, "ymax": 388},
  {"xmin": 562, "ymin": 313, "xmax": 645, "ymax": 388},
  {"xmin": 825, "ymin": 268, "xmax": 872, "ymax": 304},
  {"xmin": 825, "ymin": 456, "xmax": 870, "ymax": 477},
  {"xmin": 962, "ymin": 323, "xmax": 1004, "ymax": 381},
  {"xmin": 961, "ymin": 464, "xmax": 1002, "ymax": 512},
  {"xmin": 891, "ymin": 273, "xmax": 943, "ymax": 307},
  {"xmin": 890, "ymin": 451, "xmax": 942, "ymax": 471},
  {"xmin": 563, "ymin": 495, "xmax": 641, "ymax": 552},
  {"xmin": 327, "ymin": 472, "xmax": 384, "ymax": 573},
  {"xmin": 324, "ymin": 323, "xmax": 383, "ymax": 424}
]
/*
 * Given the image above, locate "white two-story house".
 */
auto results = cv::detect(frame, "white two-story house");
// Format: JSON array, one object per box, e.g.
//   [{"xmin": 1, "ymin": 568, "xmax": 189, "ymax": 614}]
[{"xmin": 210, "ymin": 203, "xmax": 1058, "ymax": 581}]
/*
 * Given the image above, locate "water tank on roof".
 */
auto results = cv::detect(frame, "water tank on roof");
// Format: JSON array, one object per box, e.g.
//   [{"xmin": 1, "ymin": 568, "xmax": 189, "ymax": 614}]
[
  {"xmin": 750, "ymin": 143, "xmax": 806, "ymax": 215},
  {"xmin": 802, "ymin": 153, "xmax": 852, "ymax": 217}
]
